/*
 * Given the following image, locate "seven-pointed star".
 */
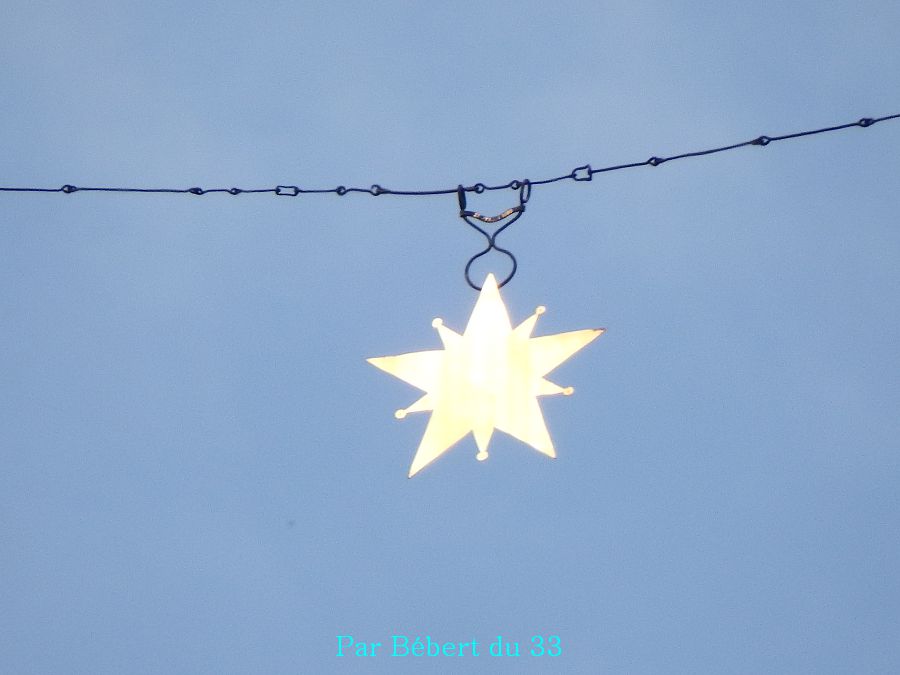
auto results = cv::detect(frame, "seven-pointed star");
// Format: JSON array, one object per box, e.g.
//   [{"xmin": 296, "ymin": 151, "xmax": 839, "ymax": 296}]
[{"xmin": 367, "ymin": 274, "xmax": 604, "ymax": 477}]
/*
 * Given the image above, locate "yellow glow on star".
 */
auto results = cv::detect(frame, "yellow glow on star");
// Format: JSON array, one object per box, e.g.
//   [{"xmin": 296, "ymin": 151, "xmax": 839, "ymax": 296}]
[{"xmin": 368, "ymin": 274, "xmax": 604, "ymax": 477}]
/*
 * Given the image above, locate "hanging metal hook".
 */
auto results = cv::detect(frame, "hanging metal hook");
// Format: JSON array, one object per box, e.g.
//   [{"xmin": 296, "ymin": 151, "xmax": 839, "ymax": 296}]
[{"xmin": 458, "ymin": 180, "xmax": 530, "ymax": 290}]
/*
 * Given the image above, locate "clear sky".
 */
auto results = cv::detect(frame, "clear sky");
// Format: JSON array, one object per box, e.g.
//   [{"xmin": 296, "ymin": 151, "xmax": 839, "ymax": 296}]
[{"xmin": 2, "ymin": 1, "xmax": 899, "ymax": 673}]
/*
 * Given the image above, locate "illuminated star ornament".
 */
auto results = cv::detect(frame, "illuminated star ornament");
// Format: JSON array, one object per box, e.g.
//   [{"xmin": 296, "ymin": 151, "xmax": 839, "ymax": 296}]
[{"xmin": 368, "ymin": 274, "xmax": 604, "ymax": 477}]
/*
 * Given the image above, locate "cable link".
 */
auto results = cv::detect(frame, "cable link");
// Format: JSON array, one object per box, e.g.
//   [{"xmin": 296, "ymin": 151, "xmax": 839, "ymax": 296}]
[
  {"xmin": 572, "ymin": 164, "xmax": 592, "ymax": 181},
  {"xmin": 61, "ymin": 184, "xmax": 78, "ymax": 193},
  {"xmin": 275, "ymin": 185, "xmax": 299, "ymax": 196}
]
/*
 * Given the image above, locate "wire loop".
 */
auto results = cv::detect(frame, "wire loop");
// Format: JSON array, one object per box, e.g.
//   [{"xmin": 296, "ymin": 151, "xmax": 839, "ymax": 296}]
[{"xmin": 458, "ymin": 182, "xmax": 529, "ymax": 290}]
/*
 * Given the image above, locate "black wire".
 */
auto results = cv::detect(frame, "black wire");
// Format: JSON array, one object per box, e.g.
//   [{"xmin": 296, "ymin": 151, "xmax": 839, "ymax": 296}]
[{"xmin": 1, "ymin": 114, "xmax": 897, "ymax": 198}]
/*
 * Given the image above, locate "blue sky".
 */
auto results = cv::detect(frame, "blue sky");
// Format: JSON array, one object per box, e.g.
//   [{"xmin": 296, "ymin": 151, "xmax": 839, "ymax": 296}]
[{"xmin": 2, "ymin": 1, "xmax": 899, "ymax": 673}]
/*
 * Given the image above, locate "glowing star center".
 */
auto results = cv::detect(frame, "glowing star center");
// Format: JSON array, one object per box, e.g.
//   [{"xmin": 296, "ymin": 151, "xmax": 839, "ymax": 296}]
[{"xmin": 367, "ymin": 274, "xmax": 604, "ymax": 478}]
